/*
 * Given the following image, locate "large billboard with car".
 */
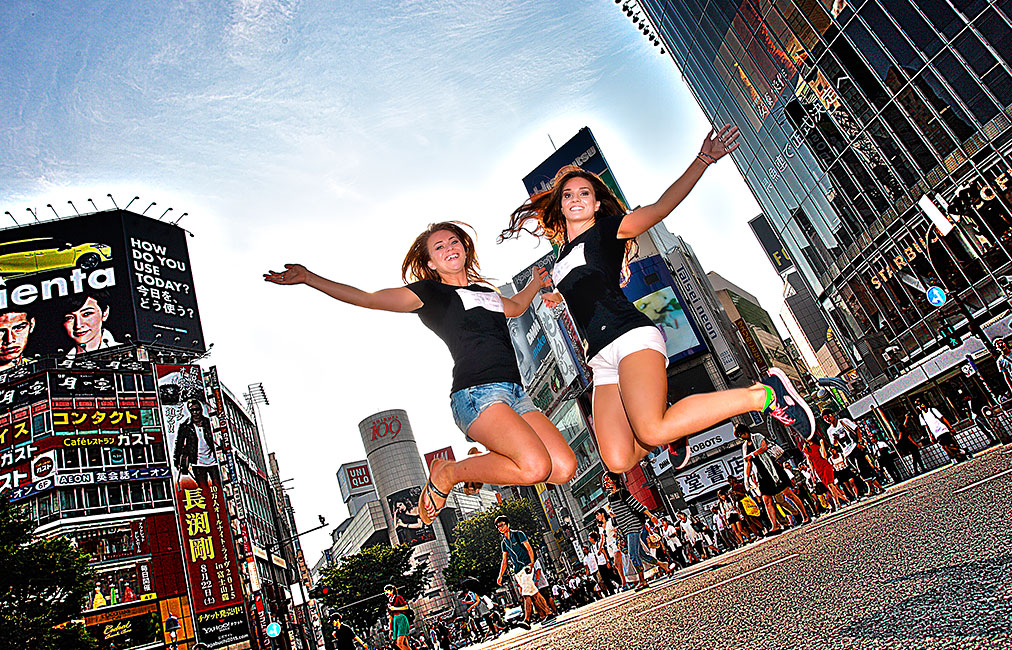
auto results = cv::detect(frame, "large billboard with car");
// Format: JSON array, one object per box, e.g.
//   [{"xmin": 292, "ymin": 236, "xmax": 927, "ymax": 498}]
[{"xmin": 0, "ymin": 210, "xmax": 204, "ymax": 369}]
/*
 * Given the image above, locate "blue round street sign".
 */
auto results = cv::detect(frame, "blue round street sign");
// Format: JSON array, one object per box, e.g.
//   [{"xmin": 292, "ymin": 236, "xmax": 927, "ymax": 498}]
[
  {"xmin": 266, "ymin": 622, "xmax": 282, "ymax": 638},
  {"xmin": 926, "ymin": 285, "xmax": 947, "ymax": 307}
]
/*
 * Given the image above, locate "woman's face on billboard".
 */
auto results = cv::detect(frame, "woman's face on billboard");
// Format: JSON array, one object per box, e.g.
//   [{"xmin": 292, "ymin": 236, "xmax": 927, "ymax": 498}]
[{"xmin": 63, "ymin": 297, "xmax": 108, "ymax": 349}]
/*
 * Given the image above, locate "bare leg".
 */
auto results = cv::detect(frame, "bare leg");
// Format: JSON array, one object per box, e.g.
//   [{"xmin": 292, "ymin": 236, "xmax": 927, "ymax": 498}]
[
  {"xmin": 521, "ymin": 410, "xmax": 577, "ymax": 484},
  {"xmin": 613, "ymin": 550, "xmax": 626, "ymax": 585},
  {"xmin": 592, "ymin": 384, "xmax": 653, "ymax": 472},
  {"xmin": 429, "ymin": 404, "xmax": 566, "ymax": 499},
  {"xmin": 781, "ymin": 488, "xmax": 810, "ymax": 523},
  {"xmin": 762, "ymin": 495, "xmax": 782, "ymax": 531},
  {"xmin": 616, "ymin": 350, "xmax": 769, "ymax": 449}
]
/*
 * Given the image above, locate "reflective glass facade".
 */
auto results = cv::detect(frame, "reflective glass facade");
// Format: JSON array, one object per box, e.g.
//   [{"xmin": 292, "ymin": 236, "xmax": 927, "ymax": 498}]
[{"xmin": 638, "ymin": 0, "xmax": 1012, "ymax": 381}]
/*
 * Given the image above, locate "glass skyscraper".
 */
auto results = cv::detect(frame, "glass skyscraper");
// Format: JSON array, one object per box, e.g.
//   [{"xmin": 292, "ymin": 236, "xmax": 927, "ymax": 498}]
[{"xmin": 634, "ymin": 0, "xmax": 1012, "ymax": 383}]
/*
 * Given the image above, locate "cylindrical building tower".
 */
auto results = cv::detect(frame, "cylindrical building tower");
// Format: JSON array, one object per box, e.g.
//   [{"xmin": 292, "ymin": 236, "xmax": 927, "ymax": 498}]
[{"xmin": 358, "ymin": 409, "xmax": 452, "ymax": 617}]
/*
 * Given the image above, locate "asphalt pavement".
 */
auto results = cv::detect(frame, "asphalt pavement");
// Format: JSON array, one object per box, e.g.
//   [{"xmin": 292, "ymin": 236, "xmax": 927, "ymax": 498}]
[{"xmin": 474, "ymin": 446, "xmax": 1012, "ymax": 650}]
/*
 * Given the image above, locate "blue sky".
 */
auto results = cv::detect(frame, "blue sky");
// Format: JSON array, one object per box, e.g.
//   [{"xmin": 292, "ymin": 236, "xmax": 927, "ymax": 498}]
[{"xmin": 1, "ymin": 0, "xmax": 793, "ymax": 561}]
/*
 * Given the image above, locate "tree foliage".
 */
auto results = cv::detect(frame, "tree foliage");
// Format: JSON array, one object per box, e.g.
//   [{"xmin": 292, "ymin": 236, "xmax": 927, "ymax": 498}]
[
  {"xmin": 316, "ymin": 544, "xmax": 429, "ymax": 635},
  {"xmin": 0, "ymin": 493, "xmax": 96, "ymax": 650},
  {"xmin": 443, "ymin": 499, "xmax": 544, "ymax": 593}
]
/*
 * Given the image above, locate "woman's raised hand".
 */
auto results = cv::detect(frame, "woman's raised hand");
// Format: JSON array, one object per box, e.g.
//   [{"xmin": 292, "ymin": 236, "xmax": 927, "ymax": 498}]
[
  {"xmin": 541, "ymin": 291, "xmax": 564, "ymax": 308},
  {"xmin": 700, "ymin": 124, "xmax": 740, "ymax": 161},
  {"xmin": 264, "ymin": 263, "xmax": 309, "ymax": 285}
]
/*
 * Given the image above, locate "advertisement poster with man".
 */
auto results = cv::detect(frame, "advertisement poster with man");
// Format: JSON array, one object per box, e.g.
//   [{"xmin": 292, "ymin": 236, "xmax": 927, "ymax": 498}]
[
  {"xmin": 0, "ymin": 211, "xmax": 204, "ymax": 366},
  {"xmin": 154, "ymin": 364, "xmax": 247, "ymax": 648},
  {"xmin": 387, "ymin": 486, "xmax": 435, "ymax": 547}
]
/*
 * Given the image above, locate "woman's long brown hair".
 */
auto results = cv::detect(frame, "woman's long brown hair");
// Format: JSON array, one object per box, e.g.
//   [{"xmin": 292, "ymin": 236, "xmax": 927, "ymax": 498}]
[
  {"xmin": 499, "ymin": 165, "xmax": 638, "ymax": 284},
  {"xmin": 401, "ymin": 221, "xmax": 484, "ymax": 284}
]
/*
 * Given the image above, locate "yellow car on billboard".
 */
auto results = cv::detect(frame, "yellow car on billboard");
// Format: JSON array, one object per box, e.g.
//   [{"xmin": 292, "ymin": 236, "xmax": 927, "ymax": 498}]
[{"xmin": 0, "ymin": 238, "xmax": 113, "ymax": 278}]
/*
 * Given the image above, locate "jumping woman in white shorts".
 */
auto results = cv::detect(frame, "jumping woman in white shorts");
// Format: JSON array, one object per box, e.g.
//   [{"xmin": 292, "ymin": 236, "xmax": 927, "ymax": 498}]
[
  {"xmin": 265, "ymin": 222, "xmax": 576, "ymax": 523},
  {"xmin": 500, "ymin": 126, "xmax": 814, "ymax": 473}
]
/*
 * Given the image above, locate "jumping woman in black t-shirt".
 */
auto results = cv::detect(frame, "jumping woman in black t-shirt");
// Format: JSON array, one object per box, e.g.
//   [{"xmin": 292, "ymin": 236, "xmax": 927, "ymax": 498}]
[
  {"xmin": 500, "ymin": 126, "xmax": 814, "ymax": 474},
  {"xmin": 264, "ymin": 222, "xmax": 576, "ymax": 523}
]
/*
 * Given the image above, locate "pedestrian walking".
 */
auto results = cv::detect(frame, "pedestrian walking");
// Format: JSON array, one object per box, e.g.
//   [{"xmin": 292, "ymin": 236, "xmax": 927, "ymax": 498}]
[
  {"xmin": 331, "ymin": 614, "xmax": 369, "ymax": 650},
  {"xmin": 716, "ymin": 491, "xmax": 749, "ymax": 545},
  {"xmin": 603, "ymin": 472, "xmax": 670, "ymax": 589},
  {"xmin": 824, "ymin": 410, "xmax": 882, "ymax": 496},
  {"xmin": 676, "ymin": 512, "xmax": 706, "ymax": 560},
  {"xmin": 595, "ymin": 509, "xmax": 626, "ymax": 588},
  {"xmin": 996, "ymin": 338, "xmax": 1012, "ymax": 399},
  {"xmin": 580, "ymin": 544, "xmax": 609, "ymax": 597},
  {"xmin": 916, "ymin": 399, "xmax": 971, "ymax": 463},
  {"xmin": 710, "ymin": 506, "xmax": 736, "ymax": 549},
  {"xmin": 801, "ymin": 438, "xmax": 849, "ymax": 509},
  {"xmin": 499, "ymin": 129, "xmax": 817, "ymax": 479},
  {"xmin": 726, "ymin": 476, "xmax": 767, "ymax": 537},
  {"xmin": 826, "ymin": 444, "xmax": 860, "ymax": 501},
  {"xmin": 735, "ymin": 424, "xmax": 809, "ymax": 532},
  {"xmin": 384, "ymin": 585, "xmax": 412, "ymax": 650},
  {"xmin": 872, "ymin": 438, "xmax": 902, "ymax": 485},
  {"xmin": 532, "ymin": 560, "xmax": 559, "ymax": 615},
  {"xmin": 494, "ymin": 515, "xmax": 554, "ymax": 624},
  {"xmin": 588, "ymin": 530, "xmax": 620, "ymax": 594},
  {"xmin": 898, "ymin": 412, "xmax": 927, "ymax": 475},
  {"xmin": 265, "ymin": 222, "xmax": 576, "ymax": 524}
]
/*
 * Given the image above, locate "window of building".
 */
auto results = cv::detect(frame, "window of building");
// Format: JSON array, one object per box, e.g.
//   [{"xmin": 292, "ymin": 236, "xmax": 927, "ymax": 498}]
[{"xmin": 933, "ymin": 49, "xmax": 1000, "ymax": 124}]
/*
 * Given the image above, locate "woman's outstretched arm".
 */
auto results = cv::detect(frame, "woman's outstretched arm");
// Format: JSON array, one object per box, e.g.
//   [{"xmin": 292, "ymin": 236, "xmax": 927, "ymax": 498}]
[
  {"xmin": 618, "ymin": 124, "xmax": 740, "ymax": 240},
  {"xmin": 264, "ymin": 263, "xmax": 422, "ymax": 313},
  {"xmin": 502, "ymin": 267, "xmax": 550, "ymax": 317}
]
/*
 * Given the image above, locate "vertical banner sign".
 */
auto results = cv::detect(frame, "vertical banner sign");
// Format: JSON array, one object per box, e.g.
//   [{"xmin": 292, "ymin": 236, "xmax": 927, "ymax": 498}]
[
  {"xmin": 666, "ymin": 247, "xmax": 742, "ymax": 375},
  {"xmin": 521, "ymin": 128, "xmax": 628, "ymax": 389},
  {"xmin": 735, "ymin": 319, "xmax": 769, "ymax": 373},
  {"xmin": 205, "ymin": 367, "xmax": 259, "ymax": 641},
  {"xmin": 154, "ymin": 364, "xmax": 248, "ymax": 649}
]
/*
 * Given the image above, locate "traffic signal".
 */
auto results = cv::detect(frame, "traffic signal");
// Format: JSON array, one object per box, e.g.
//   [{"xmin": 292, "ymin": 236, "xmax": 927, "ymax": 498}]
[
  {"xmin": 309, "ymin": 584, "xmax": 330, "ymax": 600},
  {"xmin": 939, "ymin": 324, "xmax": 961, "ymax": 350}
]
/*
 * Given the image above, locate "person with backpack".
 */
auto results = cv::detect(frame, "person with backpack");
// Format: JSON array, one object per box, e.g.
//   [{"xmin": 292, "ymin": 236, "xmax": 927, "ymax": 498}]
[
  {"xmin": 824, "ymin": 410, "xmax": 883, "ymax": 496},
  {"xmin": 495, "ymin": 515, "xmax": 554, "ymax": 625}
]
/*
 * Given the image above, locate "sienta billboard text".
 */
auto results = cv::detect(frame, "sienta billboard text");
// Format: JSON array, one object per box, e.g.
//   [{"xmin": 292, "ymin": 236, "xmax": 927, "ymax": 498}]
[{"xmin": 0, "ymin": 211, "xmax": 204, "ymax": 369}]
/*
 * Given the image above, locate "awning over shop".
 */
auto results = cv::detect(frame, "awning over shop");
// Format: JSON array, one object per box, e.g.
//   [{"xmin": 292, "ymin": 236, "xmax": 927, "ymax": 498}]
[{"xmin": 849, "ymin": 316, "xmax": 1012, "ymax": 418}]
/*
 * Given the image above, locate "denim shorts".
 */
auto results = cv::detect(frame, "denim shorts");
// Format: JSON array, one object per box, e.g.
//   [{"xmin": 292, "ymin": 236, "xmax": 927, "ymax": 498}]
[{"xmin": 450, "ymin": 382, "xmax": 538, "ymax": 438}]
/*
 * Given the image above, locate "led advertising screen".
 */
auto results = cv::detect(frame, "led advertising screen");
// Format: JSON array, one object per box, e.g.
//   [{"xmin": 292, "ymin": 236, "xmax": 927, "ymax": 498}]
[
  {"xmin": 0, "ymin": 211, "xmax": 204, "ymax": 369},
  {"xmin": 155, "ymin": 364, "xmax": 247, "ymax": 649},
  {"xmin": 387, "ymin": 486, "xmax": 436, "ymax": 547},
  {"xmin": 622, "ymin": 256, "xmax": 707, "ymax": 364}
]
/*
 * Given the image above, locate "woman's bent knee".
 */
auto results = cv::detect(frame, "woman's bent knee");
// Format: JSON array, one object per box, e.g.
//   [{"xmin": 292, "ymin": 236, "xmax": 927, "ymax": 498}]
[
  {"xmin": 550, "ymin": 450, "xmax": 578, "ymax": 483},
  {"xmin": 518, "ymin": 454, "xmax": 553, "ymax": 485}
]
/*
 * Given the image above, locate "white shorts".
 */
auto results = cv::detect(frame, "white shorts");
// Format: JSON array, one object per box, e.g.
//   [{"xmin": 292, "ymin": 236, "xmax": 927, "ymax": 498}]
[{"xmin": 588, "ymin": 326, "xmax": 668, "ymax": 386}]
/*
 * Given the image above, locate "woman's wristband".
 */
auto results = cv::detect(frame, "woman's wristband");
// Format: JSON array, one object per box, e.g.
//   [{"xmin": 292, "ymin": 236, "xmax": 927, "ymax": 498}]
[{"xmin": 697, "ymin": 152, "xmax": 717, "ymax": 166}]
